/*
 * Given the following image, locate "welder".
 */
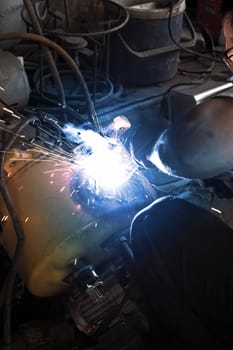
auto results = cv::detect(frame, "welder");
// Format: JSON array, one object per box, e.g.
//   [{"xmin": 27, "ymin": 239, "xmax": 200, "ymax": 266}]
[{"xmin": 131, "ymin": 2, "xmax": 233, "ymax": 349}]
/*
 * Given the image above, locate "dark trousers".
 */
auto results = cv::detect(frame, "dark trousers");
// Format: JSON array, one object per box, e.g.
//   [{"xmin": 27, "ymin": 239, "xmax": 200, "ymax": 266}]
[{"xmin": 131, "ymin": 197, "xmax": 233, "ymax": 349}]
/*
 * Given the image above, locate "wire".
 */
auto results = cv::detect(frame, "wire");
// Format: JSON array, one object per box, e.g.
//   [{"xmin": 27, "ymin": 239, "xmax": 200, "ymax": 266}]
[
  {"xmin": 168, "ymin": 2, "xmax": 223, "ymax": 64},
  {"xmin": 23, "ymin": 0, "xmax": 66, "ymax": 109},
  {"xmin": 178, "ymin": 28, "xmax": 216, "ymax": 76},
  {"xmin": 33, "ymin": 69, "xmax": 115, "ymax": 106},
  {"xmin": 0, "ymin": 32, "xmax": 100, "ymax": 132},
  {"xmin": 97, "ymin": 78, "xmax": 207, "ymax": 119}
]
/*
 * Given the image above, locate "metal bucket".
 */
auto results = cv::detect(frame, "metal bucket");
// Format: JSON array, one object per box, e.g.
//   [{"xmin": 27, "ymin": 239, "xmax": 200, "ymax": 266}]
[{"xmin": 110, "ymin": 0, "xmax": 194, "ymax": 85}]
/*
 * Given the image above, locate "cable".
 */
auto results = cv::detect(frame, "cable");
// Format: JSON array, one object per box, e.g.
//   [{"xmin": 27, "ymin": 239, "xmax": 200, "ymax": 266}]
[
  {"xmin": 0, "ymin": 32, "xmax": 100, "ymax": 132},
  {"xmin": 178, "ymin": 28, "xmax": 216, "ymax": 76},
  {"xmin": 168, "ymin": 3, "xmax": 222, "ymax": 64},
  {"xmin": 97, "ymin": 77, "xmax": 207, "ymax": 119},
  {"xmin": 23, "ymin": 0, "xmax": 66, "ymax": 109}
]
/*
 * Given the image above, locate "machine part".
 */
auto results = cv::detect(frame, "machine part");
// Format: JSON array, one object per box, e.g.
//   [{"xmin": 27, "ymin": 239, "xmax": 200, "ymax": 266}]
[
  {"xmin": 68, "ymin": 255, "xmax": 146, "ymax": 339},
  {"xmin": 0, "ymin": 52, "xmax": 30, "ymax": 115},
  {"xmin": 149, "ymin": 96, "xmax": 233, "ymax": 179},
  {"xmin": 0, "ymin": 144, "xmax": 154, "ymax": 297},
  {"xmin": 0, "ymin": 0, "xmax": 26, "ymax": 49},
  {"xmin": 70, "ymin": 260, "xmax": 104, "ymax": 298}
]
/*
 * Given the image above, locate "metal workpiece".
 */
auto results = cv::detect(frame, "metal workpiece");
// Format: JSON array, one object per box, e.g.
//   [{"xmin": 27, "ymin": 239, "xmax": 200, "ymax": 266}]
[
  {"xmin": 0, "ymin": 148, "xmax": 154, "ymax": 297},
  {"xmin": 0, "ymin": 51, "xmax": 30, "ymax": 114},
  {"xmin": 0, "ymin": 0, "xmax": 26, "ymax": 49}
]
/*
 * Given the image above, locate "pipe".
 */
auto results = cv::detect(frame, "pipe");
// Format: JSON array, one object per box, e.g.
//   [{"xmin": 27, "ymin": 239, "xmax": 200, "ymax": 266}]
[
  {"xmin": 23, "ymin": 0, "xmax": 66, "ymax": 109},
  {"xmin": 0, "ymin": 32, "xmax": 100, "ymax": 131},
  {"xmin": 1, "ymin": 116, "xmax": 39, "ymax": 349}
]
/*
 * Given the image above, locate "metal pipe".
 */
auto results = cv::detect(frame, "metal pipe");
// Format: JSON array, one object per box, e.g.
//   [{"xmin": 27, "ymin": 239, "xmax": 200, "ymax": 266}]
[
  {"xmin": 1, "ymin": 116, "xmax": 39, "ymax": 350},
  {"xmin": 23, "ymin": 0, "xmax": 66, "ymax": 109}
]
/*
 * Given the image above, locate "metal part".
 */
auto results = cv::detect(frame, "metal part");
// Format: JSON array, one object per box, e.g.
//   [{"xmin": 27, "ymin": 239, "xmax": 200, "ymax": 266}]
[
  {"xmin": 71, "ymin": 260, "xmax": 104, "ymax": 298},
  {"xmin": 68, "ymin": 255, "xmax": 144, "ymax": 338},
  {"xmin": 0, "ymin": 52, "xmax": 30, "ymax": 115},
  {"xmin": 70, "ymin": 274, "xmax": 125, "ymax": 335},
  {"xmin": 0, "ymin": 147, "xmax": 154, "ymax": 297}
]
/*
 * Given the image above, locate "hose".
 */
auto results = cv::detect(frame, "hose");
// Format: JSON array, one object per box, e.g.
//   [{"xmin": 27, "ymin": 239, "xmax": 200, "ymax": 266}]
[
  {"xmin": 0, "ymin": 116, "xmax": 39, "ymax": 350},
  {"xmin": 0, "ymin": 32, "xmax": 100, "ymax": 132},
  {"xmin": 23, "ymin": 0, "xmax": 66, "ymax": 109}
]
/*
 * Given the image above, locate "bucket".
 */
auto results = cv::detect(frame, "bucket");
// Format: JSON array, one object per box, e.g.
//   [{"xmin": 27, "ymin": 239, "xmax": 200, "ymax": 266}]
[{"xmin": 110, "ymin": 0, "xmax": 190, "ymax": 85}]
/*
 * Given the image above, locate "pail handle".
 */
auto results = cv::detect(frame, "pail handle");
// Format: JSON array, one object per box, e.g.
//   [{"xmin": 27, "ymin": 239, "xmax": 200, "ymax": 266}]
[{"xmin": 117, "ymin": 12, "xmax": 196, "ymax": 58}]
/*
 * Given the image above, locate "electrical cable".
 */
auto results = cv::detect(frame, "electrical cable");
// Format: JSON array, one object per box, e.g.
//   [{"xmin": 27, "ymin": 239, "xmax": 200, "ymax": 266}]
[
  {"xmin": 23, "ymin": 0, "xmax": 67, "ymax": 110},
  {"xmin": 168, "ymin": 2, "xmax": 222, "ymax": 64},
  {"xmin": 178, "ymin": 28, "xmax": 216, "ymax": 76},
  {"xmin": 97, "ymin": 78, "xmax": 207, "ymax": 118},
  {"xmin": 0, "ymin": 32, "xmax": 100, "ymax": 132}
]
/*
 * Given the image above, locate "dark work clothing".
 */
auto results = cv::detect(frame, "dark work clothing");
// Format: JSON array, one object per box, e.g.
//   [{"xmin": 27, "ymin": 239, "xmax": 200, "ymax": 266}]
[
  {"xmin": 221, "ymin": 0, "xmax": 233, "ymax": 14},
  {"xmin": 131, "ymin": 197, "xmax": 233, "ymax": 349}
]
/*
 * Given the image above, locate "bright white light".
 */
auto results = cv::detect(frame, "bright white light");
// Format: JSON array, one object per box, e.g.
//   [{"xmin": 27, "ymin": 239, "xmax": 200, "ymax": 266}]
[
  {"xmin": 211, "ymin": 207, "xmax": 222, "ymax": 215},
  {"xmin": 66, "ymin": 127, "xmax": 136, "ymax": 196}
]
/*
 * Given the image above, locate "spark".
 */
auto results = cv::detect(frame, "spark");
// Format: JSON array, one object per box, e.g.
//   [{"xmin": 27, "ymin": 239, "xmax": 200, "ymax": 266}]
[
  {"xmin": 76, "ymin": 204, "xmax": 81, "ymax": 211},
  {"xmin": 24, "ymin": 217, "xmax": 30, "ymax": 223},
  {"xmin": 1, "ymin": 215, "xmax": 8, "ymax": 222},
  {"xmin": 66, "ymin": 127, "xmax": 137, "ymax": 196},
  {"xmin": 11, "ymin": 113, "xmax": 21, "ymax": 120},
  {"xmin": 18, "ymin": 186, "xmax": 24, "ymax": 191},
  {"xmin": 0, "ymin": 125, "xmax": 25, "ymax": 139},
  {"xmin": 43, "ymin": 167, "xmax": 71, "ymax": 174},
  {"xmin": 36, "ymin": 125, "xmax": 72, "ymax": 149},
  {"xmin": 0, "ymin": 86, "xmax": 5, "ymax": 91},
  {"xmin": 0, "ymin": 117, "xmax": 150, "ymax": 207},
  {"xmin": 70, "ymin": 190, "xmax": 75, "ymax": 198},
  {"xmin": 2, "ymin": 107, "xmax": 14, "ymax": 114},
  {"xmin": 211, "ymin": 207, "xmax": 222, "ymax": 214}
]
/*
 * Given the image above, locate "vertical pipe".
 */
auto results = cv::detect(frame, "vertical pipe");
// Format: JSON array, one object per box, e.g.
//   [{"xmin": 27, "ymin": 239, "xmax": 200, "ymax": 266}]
[{"xmin": 23, "ymin": 0, "xmax": 67, "ymax": 109}]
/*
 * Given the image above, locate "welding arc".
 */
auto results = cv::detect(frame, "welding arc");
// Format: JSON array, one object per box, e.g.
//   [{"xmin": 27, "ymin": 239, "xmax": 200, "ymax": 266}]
[{"xmin": 0, "ymin": 32, "xmax": 100, "ymax": 132}]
